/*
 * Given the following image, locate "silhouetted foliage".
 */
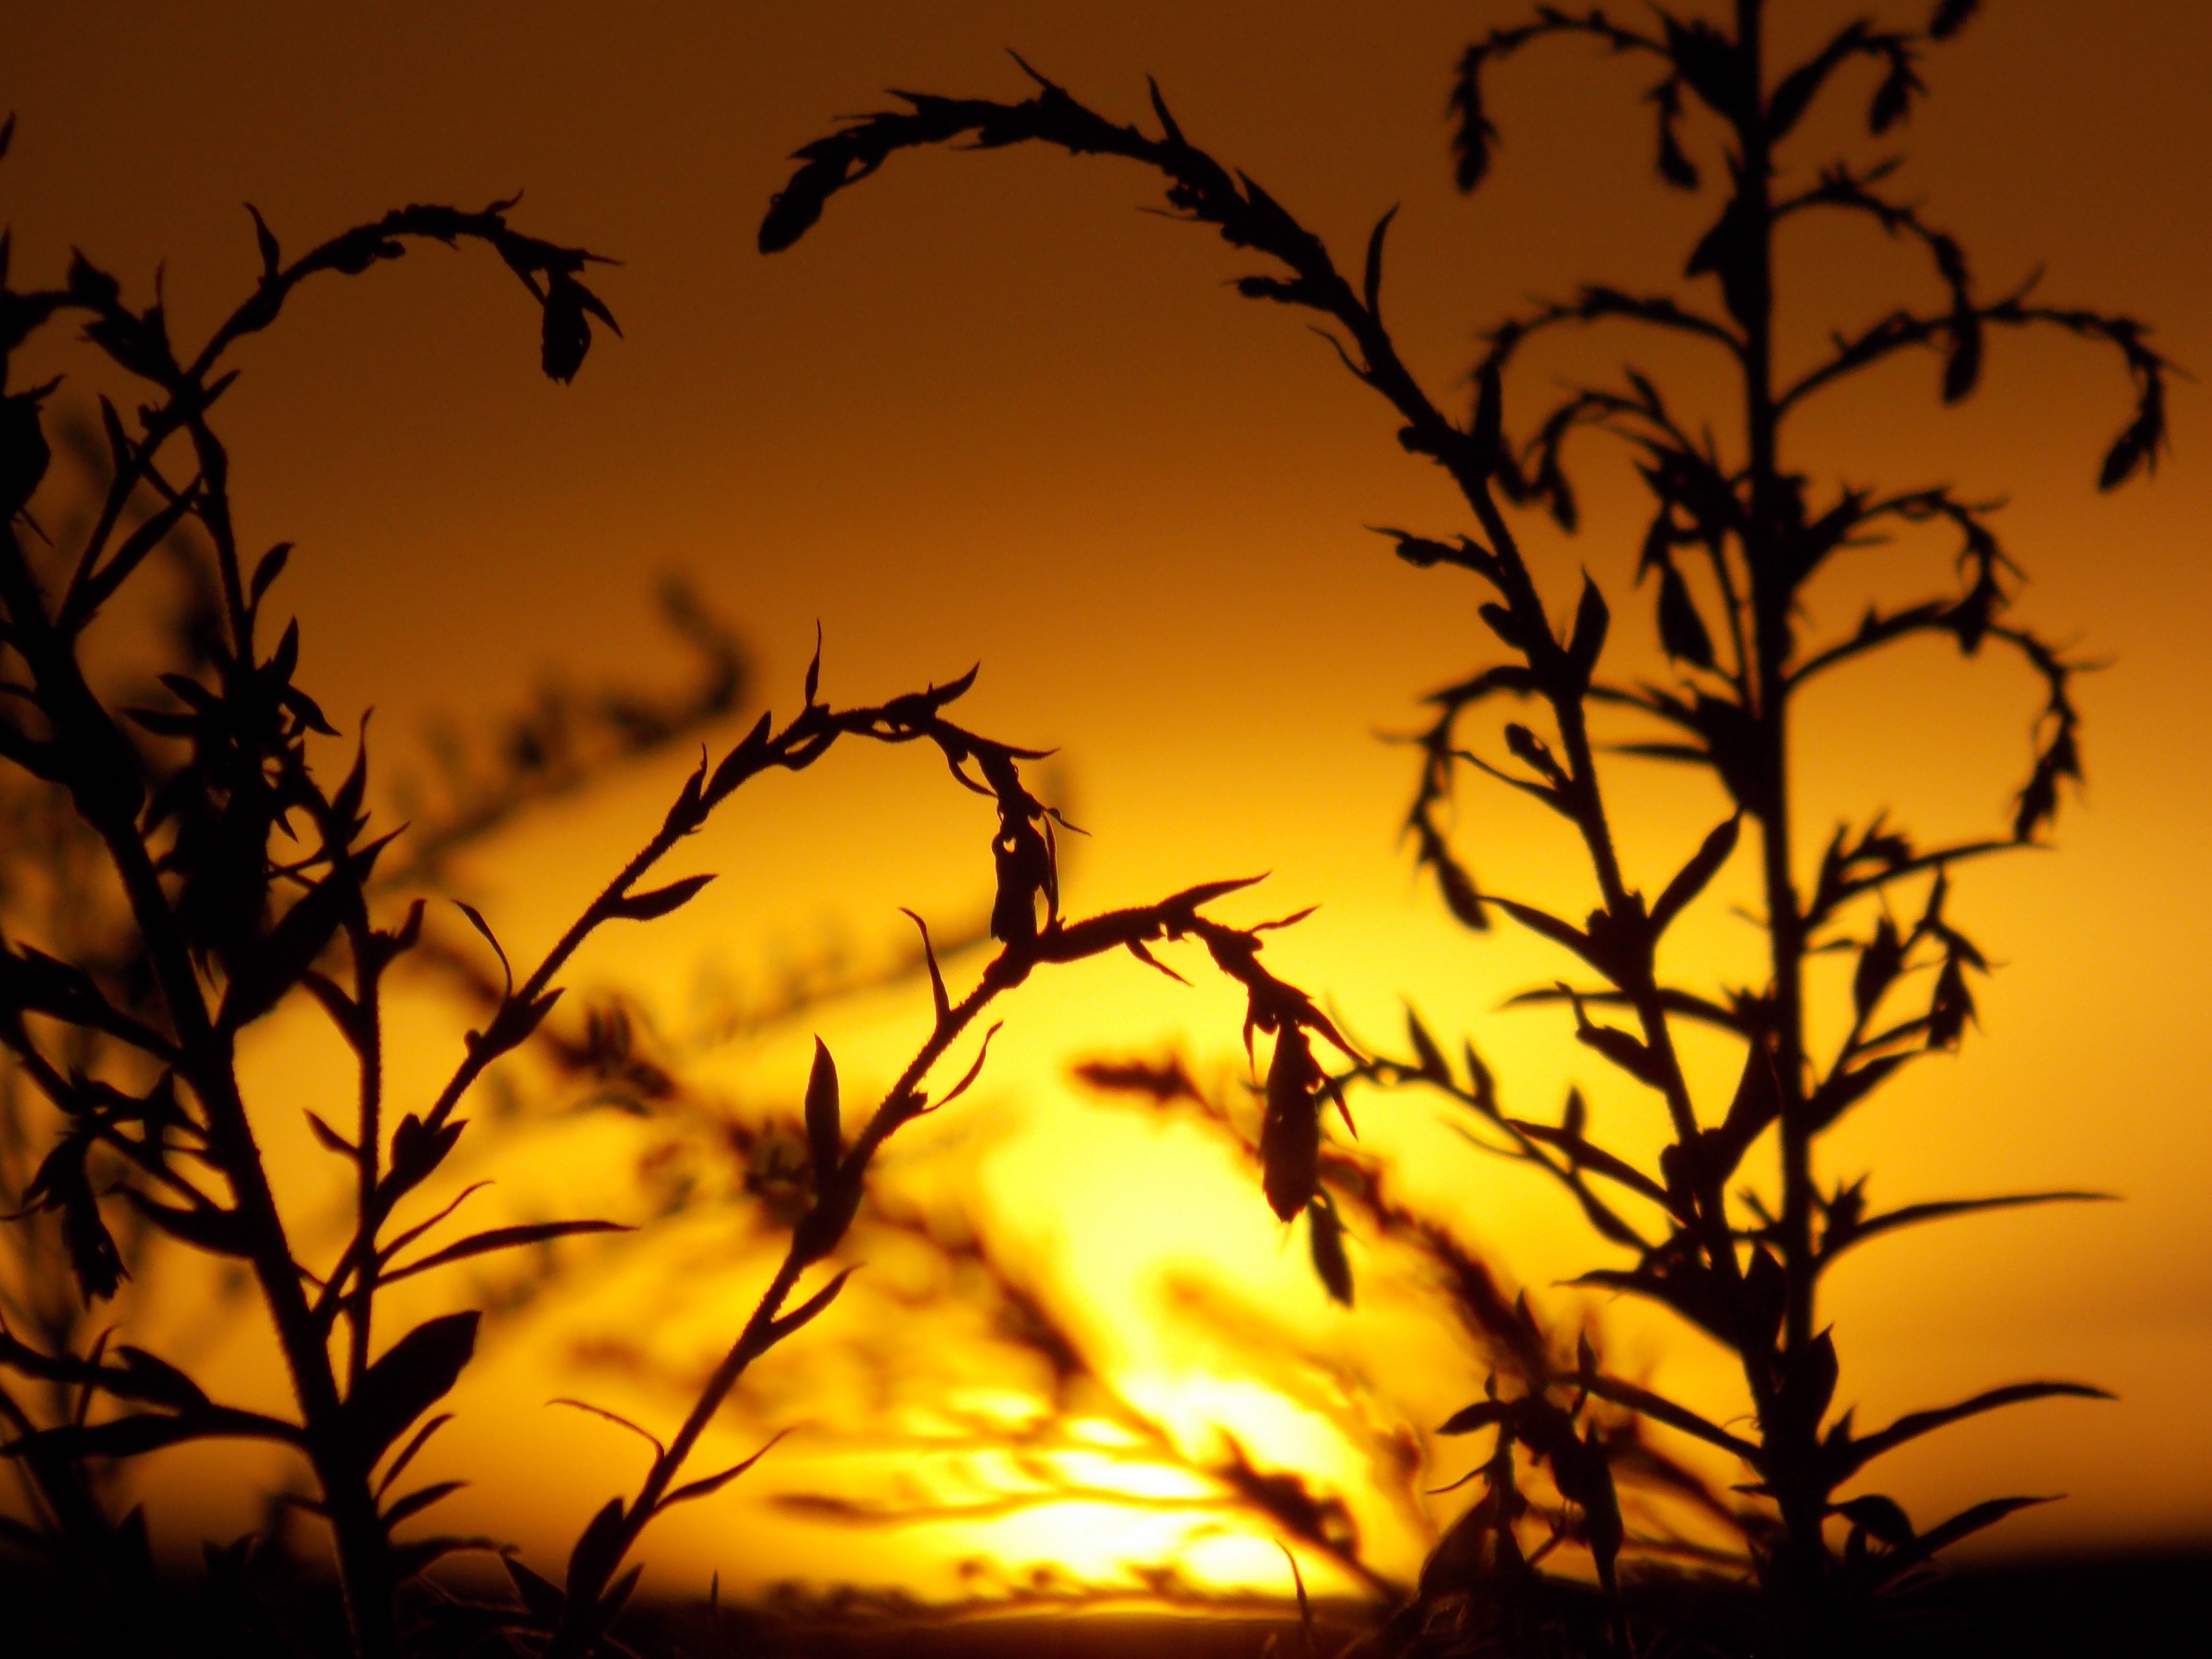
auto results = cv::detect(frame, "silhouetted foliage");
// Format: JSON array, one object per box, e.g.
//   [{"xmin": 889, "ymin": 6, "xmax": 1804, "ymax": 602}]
[
  {"xmin": 0, "ymin": 118, "xmax": 1339, "ymax": 1659},
  {"xmin": 764, "ymin": 3, "xmax": 2159, "ymax": 1654}
]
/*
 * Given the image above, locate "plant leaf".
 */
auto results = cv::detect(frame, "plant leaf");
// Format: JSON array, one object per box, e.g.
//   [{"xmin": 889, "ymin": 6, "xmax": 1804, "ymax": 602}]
[
  {"xmin": 900, "ymin": 907, "xmax": 950, "ymax": 1025},
  {"xmin": 1836, "ymin": 1382, "xmax": 2112, "ymax": 1480},
  {"xmin": 249, "ymin": 541, "xmax": 291, "ymax": 603},
  {"xmin": 454, "ymin": 902, "xmax": 513, "ymax": 997},
  {"xmin": 1582, "ymin": 1372, "xmax": 1763, "ymax": 1464},
  {"xmin": 1437, "ymin": 1399, "xmax": 1510, "ymax": 1437},
  {"xmin": 1307, "ymin": 1196, "xmax": 1352, "ymax": 1307},
  {"xmin": 768, "ymin": 1264, "xmax": 858, "ymax": 1344},
  {"xmin": 609, "ymin": 873, "xmax": 715, "ymax": 923},
  {"xmin": 565, "ymin": 1495, "xmax": 626, "ymax": 1602},
  {"xmin": 1832, "ymin": 1493, "xmax": 1914, "ymax": 1546},
  {"xmin": 4, "ymin": 1405, "xmax": 302, "ymax": 1462},
  {"xmin": 1656, "ymin": 559, "xmax": 1715, "ymax": 667},
  {"xmin": 1826, "ymin": 1190, "xmax": 2113, "ymax": 1268},
  {"xmin": 304, "ymin": 1110, "xmax": 357, "ymax": 1158},
  {"xmin": 1505, "ymin": 1119, "xmax": 1670, "ymax": 1209},
  {"xmin": 380, "ymin": 1220, "xmax": 629, "ymax": 1285},
  {"xmin": 1650, "ymin": 814, "xmax": 1740, "ymax": 936},
  {"xmin": 1928, "ymin": 0, "xmax": 1979, "ymax": 43},
  {"xmin": 382, "ymin": 1479, "xmax": 467, "ymax": 1531},
  {"xmin": 348, "ymin": 1312, "xmax": 480, "ymax": 1464},
  {"xmin": 375, "ymin": 1413, "xmax": 454, "ymax": 1499},
  {"xmin": 659, "ymin": 1428, "xmax": 794, "ymax": 1511},
  {"xmin": 505, "ymin": 1553, "xmax": 567, "ymax": 1624},
  {"xmin": 804, "ymin": 1036, "xmax": 842, "ymax": 1182},
  {"xmin": 1867, "ymin": 1494, "xmax": 2047, "ymax": 1586},
  {"xmin": 1404, "ymin": 1007, "xmax": 1450, "ymax": 1082},
  {"xmin": 1566, "ymin": 572, "xmax": 1610, "ymax": 682},
  {"xmin": 1362, "ymin": 204, "xmax": 1397, "ymax": 318}
]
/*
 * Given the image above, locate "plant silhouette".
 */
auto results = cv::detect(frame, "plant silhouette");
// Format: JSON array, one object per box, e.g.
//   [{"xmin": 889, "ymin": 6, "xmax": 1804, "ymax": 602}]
[
  {"xmin": 761, "ymin": 3, "xmax": 2163, "ymax": 1653},
  {"xmin": 517, "ymin": 1024, "xmax": 1744, "ymax": 1620},
  {"xmin": 0, "ymin": 111, "xmax": 1345, "ymax": 1658}
]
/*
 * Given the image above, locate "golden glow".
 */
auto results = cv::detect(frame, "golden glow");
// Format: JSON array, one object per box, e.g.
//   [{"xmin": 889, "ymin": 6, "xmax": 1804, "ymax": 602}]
[{"xmin": 4, "ymin": 0, "xmax": 2210, "ymax": 1609}]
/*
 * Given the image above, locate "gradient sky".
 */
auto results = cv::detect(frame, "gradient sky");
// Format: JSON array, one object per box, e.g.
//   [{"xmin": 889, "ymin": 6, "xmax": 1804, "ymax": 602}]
[{"xmin": 5, "ymin": 0, "xmax": 2210, "ymax": 1595}]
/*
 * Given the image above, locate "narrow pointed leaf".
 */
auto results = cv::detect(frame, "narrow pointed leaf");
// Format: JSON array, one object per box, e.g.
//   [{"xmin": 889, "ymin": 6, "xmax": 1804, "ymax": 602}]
[
  {"xmin": 804, "ymin": 1036, "xmax": 841, "ymax": 1181},
  {"xmin": 1650, "ymin": 815, "xmax": 1740, "ymax": 936},
  {"xmin": 1472, "ymin": 362, "xmax": 1503, "ymax": 472},
  {"xmin": 1840, "ymin": 1382, "xmax": 2113, "ymax": 1478},
  {"xmin": 245, "ymin": 203, "xmax": 281, "ymax": 276},
  {"xmin": 1929, "ymin": 1, "xmax": 1980, "ymax": 42},
  {"xmin": 1870, "ymin": 1494, "xmax": 2050, "ymax": 1587},
  {"xmin": 1487, "ymin": 896, "xmax": 1594, "ymax": 965},
  {"xmin": 380, "ymin": 1220, "xmax": 630, "ymax": 1285},
  {"xmin": 609, "ymin": 874, "xmax": 715, "ymax": 923},
  {"xmin": 768, "ymin": 1264, "xmax": 857, "ymax": 1343},
  {"xmin": 381, "ymin": 1479, "xmax": 467, "ymax": 1531},
  {"xmin": 1404, "ymin": 1007, "xmax": 1450, "ymax": 1082},
  {"xmin": 565, "ymin": 1496, "xmax": 627, "ymax": 1601},
  {"xmin": 1656, "ymin": 560, "xmax": 1715, "ymax": 667},
  {"xmin": 505, "ymin": 1554, "xmax": 566, "ymax": 1623},
  {"xmin": 900, "ymin": 907, "xmax": 950, "ymax": 1025},
  {"xmin": 304, "ymin": 1110, "xmax": 356, "ymax": 1157},
  {"xmin": 1307, "ymin": 1198, "xmax": 1352, "ymax": 1307},
  {"xmin": 1566, "ymin": 574, "xmax": 1610, "ymax": 681},
  {"xmin": 454, "ymin": 902, "xmax": 512, "ymax": 996},
  {"xmin": 932, "ymin": 1021, "xmax": 1004, "ymax": 1111},
  {"xmin": 375, "ymin": 1413, "xmax": 453, "ymax": 1499},
  {"xmin": 4, "ymin": 1405, "xmax": 304, "ymax": 1461},
  {"xmin": 1829, "ymin": 1190, "xmax": 2113, "ymax": 1265},
  {"xmin": 249, "ymin": 541, "xmax": 291, "ymax": 603},
  {"xmin": 1582, "ymin": 1372, "xmax": 1764, "ymax": 1463},
  {"xmin": 1437, "ymin": 1400, "xmax": 1510, "ymax": 1437},
  {"xmin": 660, "ymin": 1428, "xmax": 794, "ymax": 1510},
  {"xmin": 547, "ymin": 1397, "xmax": 666, "ymax": 1460},
  {"xmin": 1361, "ymin": 205, "xmax": 1397, "ymax": 318},
  {"xmin": 1832, "ymin": 1493, "xmax": 1914, "ymax": 1546},
  {"xmin": 348, "ymin": 1312, "xmax": 480, "ymax": 1463},
  {"xmin": 1506, "ymin": 1119, "xmax": 1671, "ymax": 1209}
]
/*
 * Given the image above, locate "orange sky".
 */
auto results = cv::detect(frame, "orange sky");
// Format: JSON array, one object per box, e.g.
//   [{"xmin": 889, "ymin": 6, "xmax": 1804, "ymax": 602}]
[{"xmin": 5, "ymin": 0, "xmax": 2211, "ymax": 1597}]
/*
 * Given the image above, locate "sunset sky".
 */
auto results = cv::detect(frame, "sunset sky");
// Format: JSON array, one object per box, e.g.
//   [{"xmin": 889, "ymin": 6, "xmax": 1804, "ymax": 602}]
[{"xmin": 4, "ymin": 0, "xmax": 2209, "ymax": 1601}]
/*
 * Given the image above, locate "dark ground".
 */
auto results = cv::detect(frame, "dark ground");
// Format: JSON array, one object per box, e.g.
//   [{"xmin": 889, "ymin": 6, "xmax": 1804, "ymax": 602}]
[
  {"xmin": 0, "ymin": 1550, "xmax": 2201, "ymax": 1656},
  {"xmin": 639, "ymin": 1552, "xmax": 2209, "ymax": 1659},
  {"xmin": 1923, "ymin": 1551, "xmax": 2206, "ymax": 1656}
]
